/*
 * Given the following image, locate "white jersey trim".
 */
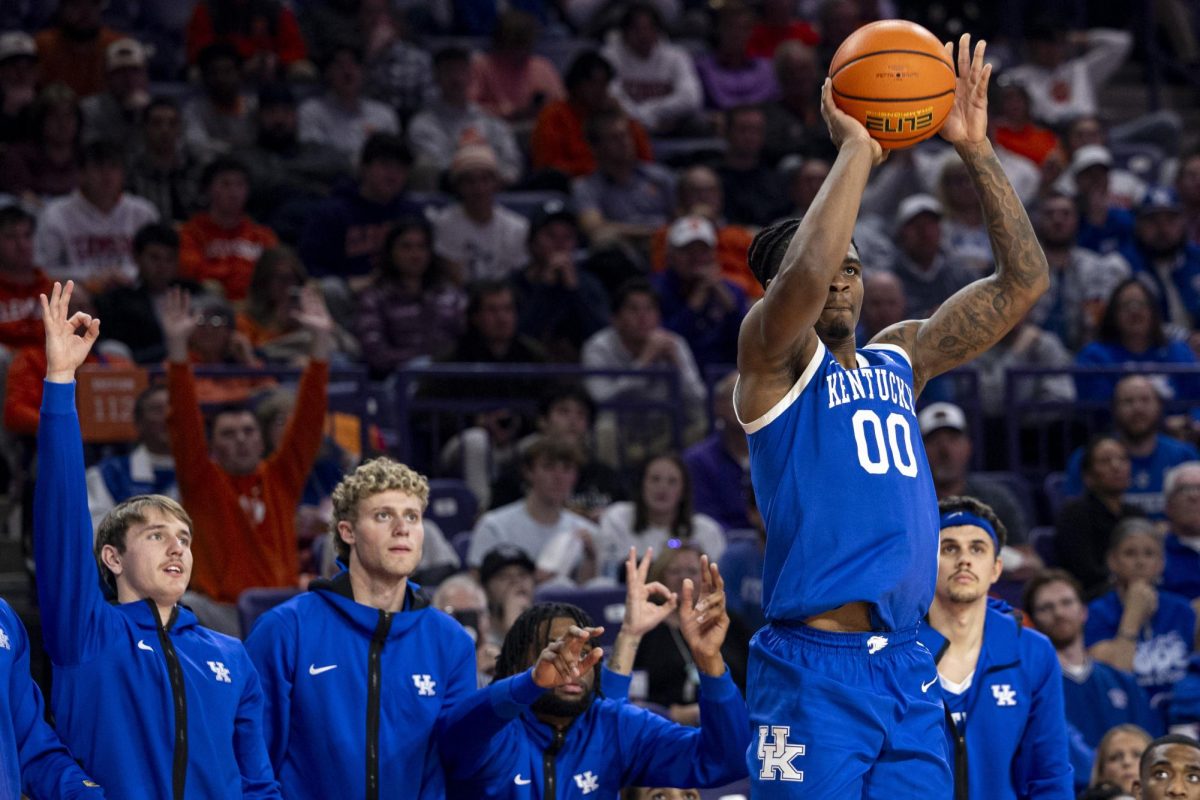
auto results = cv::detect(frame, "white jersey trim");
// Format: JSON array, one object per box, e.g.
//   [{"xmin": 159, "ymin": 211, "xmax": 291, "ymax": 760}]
[
  {"xmin": 736, "ymin": 339, "xmax": 827, "ymax": 434},
  {"xmin": 861, "ymin": 342, "xmax": 913, "ymax": 366}
]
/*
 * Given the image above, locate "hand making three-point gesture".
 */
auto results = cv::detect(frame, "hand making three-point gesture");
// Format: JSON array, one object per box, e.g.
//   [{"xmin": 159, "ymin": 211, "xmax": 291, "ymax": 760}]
[
  {"xmin": 532, "ymin": 624, "xmax": 606, "ymax": 690},
  {"xmin": 609, "ymin": 547, "xmax": 679, "ymax": 675},
  {"xmin": 43, "ymin": 281, "xmax": 100, "ymax": 384},
  {"xmin": 678, "ymin": 554, "xmax": 729, "ymax": 678}
]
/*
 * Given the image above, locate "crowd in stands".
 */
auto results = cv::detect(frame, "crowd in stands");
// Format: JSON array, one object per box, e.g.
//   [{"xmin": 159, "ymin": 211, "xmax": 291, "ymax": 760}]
[{"xmin": 2, "ymin": 0, "xmax": 1200, "ymax": 797}]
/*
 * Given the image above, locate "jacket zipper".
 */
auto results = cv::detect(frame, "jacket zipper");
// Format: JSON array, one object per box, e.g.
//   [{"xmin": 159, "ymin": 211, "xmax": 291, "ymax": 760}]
[
  {"xmin": 944, "ymin": 705, "xmax": 968, "ymax": 800},
  {"xmin": 152, "ymin": 601, "xmax": 188, "ymax": 800},
  {"xmin": 543, "ymin": 728, "xmax": 565, "ymax": 798},
  {"xmin": 366, "ymin": 610, "xmax": 391, "ymax": 800}
]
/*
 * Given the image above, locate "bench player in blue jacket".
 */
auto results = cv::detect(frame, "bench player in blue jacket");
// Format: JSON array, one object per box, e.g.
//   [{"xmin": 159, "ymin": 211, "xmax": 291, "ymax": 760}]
[
  {"xmin": 919, "ymin": 497, "xmax": 1073, "ymax": 799},
  {"xmin": 438, "ymin": 554, "xmax": 750, "ymax": 797},
  {"xmin": 733, "ymin": 33, "xmax": 1050, "ymax": 798},
  {"xmin": 244, "ymin": 456, "xmax": 477, "ymax": 799},
  {"xmin": 34, "ymin": 281, "xmax": 281, "ymax": 800}
]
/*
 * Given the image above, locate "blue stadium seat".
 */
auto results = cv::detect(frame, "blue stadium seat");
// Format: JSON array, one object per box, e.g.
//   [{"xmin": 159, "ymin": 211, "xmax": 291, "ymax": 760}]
[
  {"xmin": 698, "ymin": 777, "xmax": 751, "ymax": 799},
  {"xmin": 651, "ymin": 137, "xmax": 727, "ymax": 167},
  {"xmin": 1031, "ymin": 525, "xmax": 1057, "ymax": 567},
  {"xmin": 975, "ymin": 470, "xmax": 1036, "ymax": 528},
  {"xmin": 533, "ymin": 585, "xmax": 626, "ymax": 648},
  {"xmin": 724, "ymin": 528, "xmax": 760, "ymax": 546},
  {"xmin": 451, "ymin": 531, "xmax": 472, "ymax": 567},
  {"xmin": 497, "ymin": 190, "xmax": 569, "ymax": 220},
  {"xmin": 237, "ymin": 587, "xmax": 301, "ymax": 638},
  {"xmin": 427, "ymin": 478, "xmax": 479, "ymax": 538},
  {"xmin": 1042, "ymin": 472, "xmax": 1069, "ymax": 519},
  {"xmin": 408, "ymin": 191, "xmax": 452, "ymax": 213}
]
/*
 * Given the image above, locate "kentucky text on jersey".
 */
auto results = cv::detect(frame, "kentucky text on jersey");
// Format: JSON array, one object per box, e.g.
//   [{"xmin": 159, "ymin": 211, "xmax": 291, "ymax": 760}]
[{"xmin": 824, "ymin": 365, "xmax": 916, "ymax": 412}]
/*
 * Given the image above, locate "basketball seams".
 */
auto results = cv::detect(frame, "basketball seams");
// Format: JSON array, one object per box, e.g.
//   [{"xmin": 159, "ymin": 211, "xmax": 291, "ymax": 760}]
[
  {"xmin": 829, "ymin": 49, "xmax": 955, "ymax": 80},
  {"xmin": 831, "ymin": 86, "xmax": 956, "ymax": 103}
]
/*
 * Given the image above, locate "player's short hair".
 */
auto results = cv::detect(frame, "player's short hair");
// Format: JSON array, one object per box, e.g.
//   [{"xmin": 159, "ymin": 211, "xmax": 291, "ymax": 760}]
[
  {"xmin": 1106, "ymin": 516, "xmax": 1159, "ymax": 555},
  {"xmin": 1021, "ymin": 568, "xmax": 1083, "ymax": 617},
  {"xmin": 132, "ymin": 222, "xmax": 179, "ymax": 255},
  {"xmin": 937, "ymin": 495, "xmax": 1007, "ymax": 553},
  {"xmin": 95, "ymin": 495, "xmax": 193, "ymax": 596},
  {"xmin": 747, "ymin": 218, "xmax": 801, "ymax": 288},
  {"xmin": 1138, "ymin": 733, "xmax": 1200, "ymax": 783},
  {"xmin": 521, "ymin": 435, "xmax": 585, "ymax": 472},
  {"xmin": 331, "ymin": 458, "xmax": 429, "ymax": 562},
  {"xmin": 494, "ymin": 602, "xmax": 600, "ymax": 686}
]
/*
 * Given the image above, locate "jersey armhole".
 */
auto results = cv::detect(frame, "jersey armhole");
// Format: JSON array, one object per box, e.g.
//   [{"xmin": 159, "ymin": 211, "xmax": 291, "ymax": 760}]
[
  {"xmin": 736, "ymin": 340, "xmax": 826, "ymax": 434},
  {"xmin": 860, "ymin": 342, "xmax": 913, "ymax": 366}
]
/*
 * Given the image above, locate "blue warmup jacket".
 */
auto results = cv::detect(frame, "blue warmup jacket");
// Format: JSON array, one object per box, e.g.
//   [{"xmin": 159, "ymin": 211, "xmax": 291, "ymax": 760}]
[
  {"xmin": 438, "ymin": 667, "xmax": 750, "ymax": 799},
  {"xmin": 0, "ymin": 599, "xmax": 103, "ymax": 800},
  {"xmin": 919, "ymin": 605, "xmax": 1074, "ymax": 800},
  {"xmin": 244, "ymin": 571, "xmax": 476, "ymax": 800},
  {"xmin": 34, "ymin": 380, "xmax": 281, "ymax": 800}
]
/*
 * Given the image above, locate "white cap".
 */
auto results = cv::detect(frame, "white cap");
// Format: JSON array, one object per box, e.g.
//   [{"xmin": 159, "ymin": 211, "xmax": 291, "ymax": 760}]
[
  {"xmin": 1070, "ymin": 144, "xmax": 1113, "ymax": 175},
  {"xmin": 0, "ymin": 31, "xmax": 35, "ymax": 63},
  {"xmin": 667, "ymin": 215, "xmax": 717, "ymax": 248},
  {"xmin": 918, "ymin": 402, "xmax": 967, "ymax": 435},
  {"xmin": 894, "ymin": 194, "xmax": 942, "ymax": 230},
  {"xmin": 106, "ymin": 38, "xmax": 148, "ymax": 71}
]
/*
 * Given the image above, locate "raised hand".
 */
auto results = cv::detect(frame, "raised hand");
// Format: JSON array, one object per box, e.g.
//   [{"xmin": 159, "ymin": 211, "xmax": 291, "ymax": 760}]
[
  {"xmin": 678, "ymin": 555, "xmax": 729, "ymax": 677},
  {"xmin": 290, "ymin": 285, "xmax": 334, "ymax": 335},
  {"xmin": 42, "ymin": 281, "xmax": 99, "ymax": 383},
  {"xmin": 622, "ymin": 547, "xmax": 678, "ymax": 638},
  {"xmin": 532, "ymin": 624, "xmax": 605, "ymax": 689},
  {"xmin": 161, "ymin": 286, "xmax": 198, "ymax": 362},
  {"xmin": 939, "ymin": 34, "xmax": 992, "ymax": 146},
  {"xmin": 820, "ymin": 78, "xmax": 885, "ymax": 166}
]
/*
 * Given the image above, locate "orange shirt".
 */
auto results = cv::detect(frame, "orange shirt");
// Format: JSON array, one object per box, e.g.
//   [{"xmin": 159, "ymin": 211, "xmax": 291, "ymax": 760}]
[
  {"xmin": 35, "ymin": 27, "xmax": 125, "ymax": 97},
  {"xmin": 179, "ymin": 213, "xmax": 279, "ymax": 301},
  {"xmin": 0, "ymin": 270, "xmax": 53, "ymax": 350},
  {"xmin": 168, "ymin": 359, "xmax": 328, "ymax": 603},
  {"xmin": 995, "ymin": 124, "xmax": 1060, "ymax": 167},
  {"xmin": 185, "ymin": 1, "xmax": 308, "ymax": 66},
  {"xmin": 650, "ymin": 223, "xmax": 761, "ymax": 299},
  {"xmin": 531, "ymin": 100, "xmax": 654, "ymax": 178}
]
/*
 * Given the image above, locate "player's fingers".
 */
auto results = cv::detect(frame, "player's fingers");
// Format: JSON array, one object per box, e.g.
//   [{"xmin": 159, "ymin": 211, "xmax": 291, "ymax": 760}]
[
  {"xmin": 644, "ymin": 581, "xmax": 674, "ymax": 603},
  {"xmin": 625, "ymin": 547, "xmax": 637, "ymax": 583},
  {"xmin": 977, "ymin": 62, "xmax": 993, "ymax": 99},
  {"xmin": 67, "ymin": 312, "xmax": 93, "ymax": 331},
  {"xmin": 699, "ymin": 554, "xmax": 713, "ymax": 594},
  {"xmin": 83, "ymin": 318, "xmax": 101, "ymax": 344},
  {"xmin": 972, "ymin": 39, "xmax": 986, "ymax": 79},
  {"xmin": 957, "ymin": 33, "xmax": 970, "ymax": 78},
  {"xmin": 680, "ymin": 578, "xmax": 695, "ymax": 614},
  {"xmin": 638, "ymin": 547, "xmax": 653, "ymax": 581},
  {"xmin": 709, "ymin": 560, "xmax": 724, "ymax": 592}
]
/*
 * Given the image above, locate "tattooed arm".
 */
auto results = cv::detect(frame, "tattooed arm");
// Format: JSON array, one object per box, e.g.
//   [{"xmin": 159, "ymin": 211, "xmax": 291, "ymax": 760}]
[{"xmin": 869, "ymin": 35, "xmax": 1049, "ymax": 396}]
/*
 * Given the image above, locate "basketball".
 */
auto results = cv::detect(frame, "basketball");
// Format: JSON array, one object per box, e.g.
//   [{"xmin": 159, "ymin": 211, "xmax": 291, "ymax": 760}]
[{"xmin": 829, "ymin": 20, "xmax": 956, "ymax": 150}]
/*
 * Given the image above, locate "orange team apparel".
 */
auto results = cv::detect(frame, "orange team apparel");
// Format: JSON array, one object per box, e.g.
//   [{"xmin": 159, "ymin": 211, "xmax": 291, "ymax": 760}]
[
  {"xmin": 0, "ymin": 269, "xmax": 53, "ymax": 349},
  {"xmin": 185, "ymin": 2, "xmax": 308, "ymax": 66},
  {"xmin": 34, "ymin": 27, "xmax": 125, "ymax": 97},
  {"xmin": 531, "ymin": 100, "xmax": 654, "ymax": 178},
  {"xmin": 167, "ymin": 359, "xmax": 328, "ymax": 603},
  {"xmin": 179, "ymin": 213, "xmax": 279, "ymax": 301},
  {"xmin": 3, "ymin": 348, "xmax": 130, "ymax": 436}
]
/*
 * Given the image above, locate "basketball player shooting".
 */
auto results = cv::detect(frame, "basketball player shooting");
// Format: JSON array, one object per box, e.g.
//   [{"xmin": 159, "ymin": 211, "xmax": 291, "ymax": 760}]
[{"xmin": 734, "ymin": 34, "xmax": 1049, "ymax": 798}]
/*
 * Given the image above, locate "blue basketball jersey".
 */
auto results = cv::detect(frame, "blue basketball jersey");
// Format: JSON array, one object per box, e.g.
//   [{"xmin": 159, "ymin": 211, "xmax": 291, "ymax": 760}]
[{"xmin": 739, "ymin": 340, "xmax": 939, "ymax": 630}]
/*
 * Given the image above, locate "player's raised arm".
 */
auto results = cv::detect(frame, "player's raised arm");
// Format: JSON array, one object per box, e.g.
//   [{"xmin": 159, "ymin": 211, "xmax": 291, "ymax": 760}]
[
  {"xmin": 871, "ymin": 35, "xmax": 1049, "ymax": 395},
  {"xmin": 736, "ymin": 80, "xmax": 885, "ymax": 386}
]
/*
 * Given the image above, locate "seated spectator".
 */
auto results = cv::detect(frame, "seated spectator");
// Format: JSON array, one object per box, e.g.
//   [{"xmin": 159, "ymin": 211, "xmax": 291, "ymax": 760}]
[
  {"xmin": 530, "ymin": 50, "xmax": 654, "ymax": 181},
  {"xmin": 170, "ymin": 292, "xmax": 275, "ymax": 405},
  {"xmin": 784, "ymin": 155, "xmax": 831, "ymax": 218},
  {"xmin": 746, "ymin": 0, "xmax": 820, "ymax": 58},
  {"xmin": 1178, "ymin": 148, "xmax": 1200, "ymax": 248},
  {"xmin": 298, "ymin": 44, "xmax": 399, "ymax": 167},
  {"xmin": 1025, "ymin": 570, "xmax": 1160, "ymax": 752},
  {"xmin": 179, "ymin": 156, "xmax": 278, "ymax": 302},
  {"xmin": 992, "ymin": 75, "xmax": 1059, "ymax": 167},
  {"xmin": 488, "ymin": 382, "xmax": 628, "ymax": 519},
  {"xmin": 243, "ymin": 83, "xmax": 350, "ymax": 237},
  {"xmin": 650, "ymin": 165, "xmax": 759, "ymax": 299},
  {"xmin": 125, "ymin": 97, "xmax": 202, "ymax": 223},
  {"xmin": 465, "ymin": 435, "xmax": 596, "ymax": 577},
  {"xmin": 479, "ymin": 545, "xmax": 536, "ymax": 650},
  {"xmin": 361, "ymin": 4, "xmax": 435, "ymax": 124},
  {"xmin": 581, "ymin": 279, "xmax": 706, "ymax": 465},
  {"xmin": 886, "ymin": 194, "xmax": 974, "ymax": 317},
  {"xmin": 408, "ymin": 46, "xmax": 522, "ymax": 188},
  {"xmin": 80, "ymin": 38, "xmax": 149, "ymax": 148},
  {"xmin": 185, "ymin": 0, "xmax": 309, "ymax": 82},
  {"xmin": 936, "ymin": 154, "xmax": 994, "ymax": 276},
  {"xmin": 1072, "ymin": 146, "xmax": 1136, "ymax": 256},
  {"xmin": 354, "ymin": 217, "xmax": 466, "ymax": 377},
  {"xmin": 631, "ymin": 545, "xmax": 748, "ymax": 723},
  {"xmin": 469, "ymin": 9, "xmax": 565, "ymax": 124},
  {"xmin": 1075, "ymin": 279, "xmax": 1200, "ymax": 403},
  {"xmin": 511, "ymin": 199, "xmax": 610, "ymax": 362},
  {"xmin": 299, "ymin": 133, "xmax": 418, "ymax": 290},
  {"xmin": 717, "ymin": 105, "xmax": 790, "ymax": 227},
  {"xmin": 1055, "ymin": 435, "xmax": 1141, "ymax": 595},
  {"xmin": 695, "ymin": 2, "xmax": 779, "ymax": 111},
  {"xmin": 1028, "ymin": 189, "xmax": 1130, "ymax": 351},
  {"xmin": 573, "ymin": 110, "xmax": 676, "ymax": 248},
  {"xmin": 856, "ymin": 269, "xmax": 906, "ymax": 341},
  {"xmin": 1085, "ymin": 518, "xmax": 1196, "ymax": 721},
  {"xmin": 84, "ymin": 384, "xmax": 177, "ymax": 530},
  {"xmin": 430, "ymin": 573, "xmax": 495, "ymax": 685},
  {"xmin": 1161, "ymin": 462, "xmax": 1200, "ymax": 601},
  {"xmin": 0, "ymin": 205, "xmax": 53, "ymax": 352},
  {"xmin": 683, "ymin": 372, "xmax": 750, "ymax": 531},
  {"xmin": 34, "ymin": 0, "xmax": 125, "ymax": 98},
  {"xmin": 1065, "ymin": 375, "xmax": 1200, "ymax": 519},
  {"xmin": 603, "ymin": 2, "xmax": 703, "ymax": 136},
  {"xmin": 1057, "ymin": 117, "xmax": 1146, "ymax": 209},
  {"xmin": 34, "ymin": 140, "xmax": 158, "ymax": 289},
  {"xmin": 0, "ymin": 83, "xmax": 81, "ymax": 201},
  {"xmin": 293, "ymin": 0, "xmax": 369, "ymax": 68},
  {"xmin": 1087, "ymin": 725, "xmax": 1151, "ymax": 796},
  {"xmin": 1121, "ymin": 187, "xmax": 1200, "ymax": 331},
  {"xmin": 182, "ymin": 43, "xmax": 256, "ymax": 163},
  {"xmin": 0, "ymin": 31, "xmax": 37, "ymax": 144},
  {"xmin": 430, "ymin": 144, "xmax": 529, "ymax": 284},
  {"xmin": 651, "ymin": 215, "xmax": 747, "ymax": 369},
  {"xmin": 761, "ymin": 41, "xmax": 831, "ymax": 166}
]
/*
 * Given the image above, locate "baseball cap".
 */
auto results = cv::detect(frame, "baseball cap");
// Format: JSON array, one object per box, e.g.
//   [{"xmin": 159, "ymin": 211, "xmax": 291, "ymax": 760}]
[
  {"xmin": 449, "ymin": 144, "xmax": 499, "ymax": 179},
  {"xmin": 894, "ymin": 194, "xmax": 942, "ymax": 230},
  {"xmin": 1137, "ymin": 185, "xmax": 1181, "ymax": 217},
  {"xmin": 106, "ymin": 38, "xmax": 148, "ymax": 71},
  {"xmin": 918, "ymin": 402, "xmax": 967, "ymax": 436},
  {"xmin": 1069, "ymin": 144, "xmax": 1113, "ymax": 176},
  {"xmin": 0, "ymin": 31, "xmax": 35, "ymax": 63},
  {"xmin": 479, "ymin": 546, "xmax": 536, "ymax": 585},
  {"xmin": 667, "ymin": 215, "xmax": 717, "ymax": 248},
  {"xmin": 530, "ymin": 197, "xmax": 578, "ymax": 235}
]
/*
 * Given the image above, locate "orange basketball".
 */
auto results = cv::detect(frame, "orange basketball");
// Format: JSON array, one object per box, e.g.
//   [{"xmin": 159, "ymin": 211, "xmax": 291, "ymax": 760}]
[{"xmin": 829, "ymin": 20, "xmax": 956, "ymax": 150}]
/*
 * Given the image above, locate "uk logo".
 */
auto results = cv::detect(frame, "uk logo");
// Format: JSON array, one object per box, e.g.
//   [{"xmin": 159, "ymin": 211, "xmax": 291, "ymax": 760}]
[
  {"xmin": 1108, "ymin": 688, "xmax": 1128, "ymax": 709},
  {"xmin": 0, "ymin": 626, "xmax": 9, "ymax": 650},
  {"xmin": 207, "ymin": 661, "xmax": 231, "ymax": 683},
  {"xmin": 573, "ymin": 771, "xmax": 599, "ymax": 794},
  {"xmin": 991, "ymin": 684, "xmax": 1017, "ymax": 706},
  {"xmin": 413, "ymin": 674, "xmax": 436, "ymax": 696},
  {"xmin": 867, "ymin": 636, "xmax": 888, "ymax": 654},
  {"xmin": 757, "ymin": 726, "xmax": 805, "ymax": 781}
]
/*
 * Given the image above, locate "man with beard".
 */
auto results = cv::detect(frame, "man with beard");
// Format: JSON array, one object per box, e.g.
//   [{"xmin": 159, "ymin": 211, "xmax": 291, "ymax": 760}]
[
  {"xmin": 918, "ymin": 497, "xmax": 1073, "ymax": 798},
  {"xmin": 1120, "ymin": 187, "xmax": 1200, "ymax": 330},
  {"xmin": 437, "ymin": 555, "xmax": 750, "ymax": 798}
]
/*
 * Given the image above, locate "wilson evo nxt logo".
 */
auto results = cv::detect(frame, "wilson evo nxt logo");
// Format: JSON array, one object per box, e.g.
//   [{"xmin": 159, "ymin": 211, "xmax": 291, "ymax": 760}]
[{"xmin": 865, "ymin": 106, "xmax": 934, "ymax": 134}]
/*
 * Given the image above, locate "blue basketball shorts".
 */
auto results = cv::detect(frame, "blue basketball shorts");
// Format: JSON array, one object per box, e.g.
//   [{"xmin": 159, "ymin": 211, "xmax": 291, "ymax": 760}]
[{"xmin": 747, "ymin": 623, "xmax": 952, "ymax": 798}]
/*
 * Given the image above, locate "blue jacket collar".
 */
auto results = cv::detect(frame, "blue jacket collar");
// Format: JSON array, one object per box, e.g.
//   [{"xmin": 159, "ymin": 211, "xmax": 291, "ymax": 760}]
[
  {"xmin": 119, "ymin": 598, "xmax": 201, "ymax": 633},
  {"xmin": 921, "ymin": 600, "xmax": 1025, "ymax": 676},
  {"xmin": 308, "ymin": 570, "xmax": 431, "ymax": 638}
]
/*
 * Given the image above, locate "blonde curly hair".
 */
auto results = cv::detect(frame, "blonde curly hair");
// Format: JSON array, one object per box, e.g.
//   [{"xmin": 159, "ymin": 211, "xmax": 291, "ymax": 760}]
[{"xmin": 331, "ymin": 458, "xmax": 430, "ymax": 561}]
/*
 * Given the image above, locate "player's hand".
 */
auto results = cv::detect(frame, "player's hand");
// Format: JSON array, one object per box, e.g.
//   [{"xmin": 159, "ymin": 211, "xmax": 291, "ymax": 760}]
[
  {"xmin": 622, "ymin": 547, "xmax": 678, "ymax": 638},
  {"xmin": 41, "ymin": 281, "xmax": 99, "ymax": 383},
  {"xmin": 679, "ymin": 555, "xmax": 729, "ymax": 677},
  {"xmin": 161, "ymin": 286, "xmax": 198, "ymax": 361},
  {"xmin": 940, "ymin": 34, "xmax": 992, "ymax": 146},
  {"xmin": 820, "ymin": 78, "xmax": 885, "ymax": 166},
  {"xmin": 532, "ymin": 624, "xmax": 605, "ymax": 689}
]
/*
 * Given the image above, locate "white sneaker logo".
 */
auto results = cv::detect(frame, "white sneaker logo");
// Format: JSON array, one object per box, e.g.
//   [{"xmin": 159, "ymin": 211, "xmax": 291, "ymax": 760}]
[
  {"xmin": 867, "ymin": 636, "xmax": 888, "ymax": 654},
  {"xmin": 137, "ymin": 640, "xmax": 154, "ymax": 653},
  {"xmin": 513, "ymin": 775, "xmax": 532, "ymax": 786},
  {"xmin": 308, "ymin": 664, "xmax": 338, "ymax": 676},
  {"xmin": 921, "ymin": 676, "xmax": 938, "ymax": 693}
]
